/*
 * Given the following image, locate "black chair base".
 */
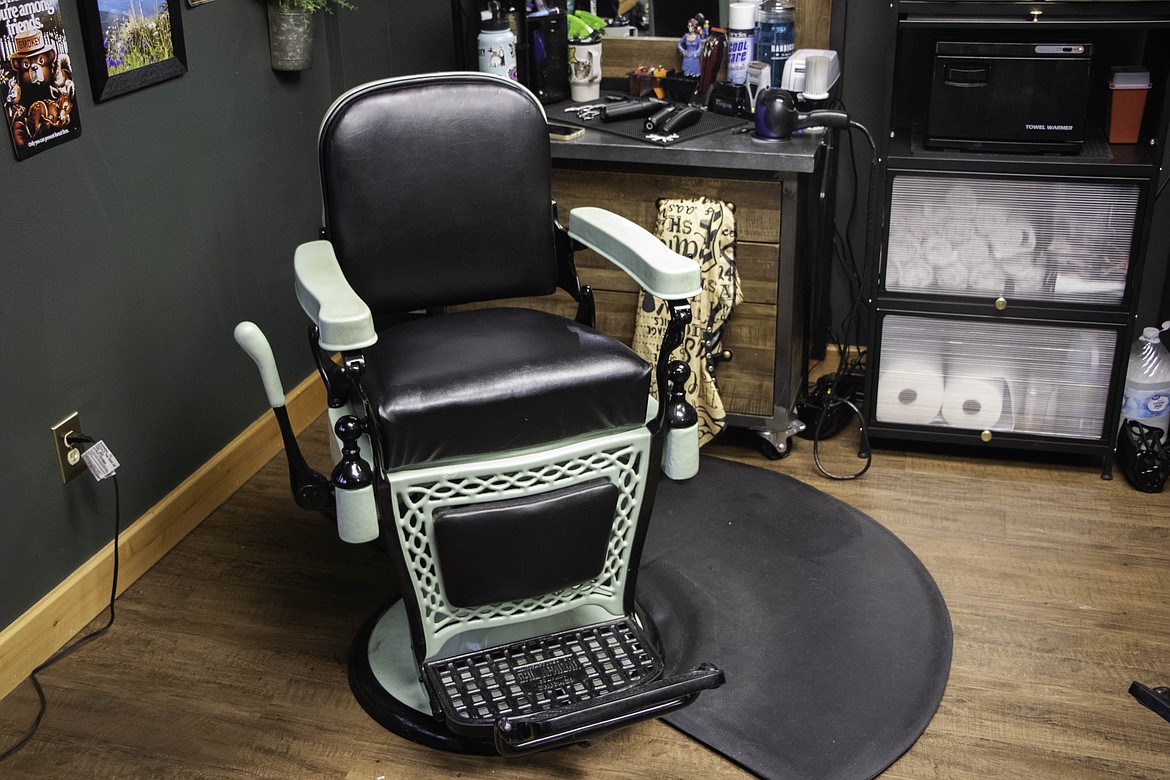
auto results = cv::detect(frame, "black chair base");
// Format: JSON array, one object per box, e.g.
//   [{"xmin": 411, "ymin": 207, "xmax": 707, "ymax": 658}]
[{"xmin": 348, "ymin": 598, "xmax": 676, "ymax": 755}]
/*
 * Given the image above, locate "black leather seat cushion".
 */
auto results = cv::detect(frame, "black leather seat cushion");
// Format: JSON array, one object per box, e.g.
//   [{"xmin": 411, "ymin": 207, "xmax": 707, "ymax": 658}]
[{"xmin": 361, "ymin": 308, "xmax": 652, "ymax": 470}]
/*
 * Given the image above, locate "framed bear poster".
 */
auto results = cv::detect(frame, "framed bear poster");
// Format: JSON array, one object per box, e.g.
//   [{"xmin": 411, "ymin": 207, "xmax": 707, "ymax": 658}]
[{"xmin": 0, "ymin": 0, "xmax": 83, "ymax": 160}]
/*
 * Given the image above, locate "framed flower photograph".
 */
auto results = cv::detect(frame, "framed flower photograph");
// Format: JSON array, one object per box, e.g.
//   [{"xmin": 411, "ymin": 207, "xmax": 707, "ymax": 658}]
[{"xmin": 76, "ymin": 0, "xmax": 187, "ymax": 102}]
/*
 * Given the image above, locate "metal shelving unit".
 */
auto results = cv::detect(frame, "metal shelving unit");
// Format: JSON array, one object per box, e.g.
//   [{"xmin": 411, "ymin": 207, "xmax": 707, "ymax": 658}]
[{"xmin": 862, "ymin": 1, "xmax": 1170, "ymax": 476}]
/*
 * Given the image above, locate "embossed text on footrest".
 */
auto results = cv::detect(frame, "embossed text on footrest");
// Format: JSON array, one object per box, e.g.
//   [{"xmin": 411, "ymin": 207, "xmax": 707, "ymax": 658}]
[{"xmin": 422, "ymin": 616, "xmax": 664, "ymax": 735}]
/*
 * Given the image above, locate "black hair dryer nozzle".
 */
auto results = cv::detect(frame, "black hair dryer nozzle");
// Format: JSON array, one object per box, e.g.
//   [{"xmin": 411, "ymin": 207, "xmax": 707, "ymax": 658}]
[{"xmin": 754, "ymin": 88, "xmax": 849, "ymax": 140}]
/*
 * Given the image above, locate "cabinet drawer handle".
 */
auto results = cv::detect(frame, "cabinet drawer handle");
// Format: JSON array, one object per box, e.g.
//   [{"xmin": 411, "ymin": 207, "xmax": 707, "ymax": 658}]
[
  {"xmin": 995, "ymin": 297, "xmax": 1007, "ymax": 311},
  {"xmin": 980, "ymin": 430, "xmax": 993, "ymax": 442},
  {"xmin": 943, "ymin": 64, "xmax": 991, "ymax": 87}
]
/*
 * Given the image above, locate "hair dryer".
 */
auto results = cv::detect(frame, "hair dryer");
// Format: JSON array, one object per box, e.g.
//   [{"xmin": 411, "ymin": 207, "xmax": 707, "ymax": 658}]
[{"xmin": 754, "ymin": 88, "xmax": 850, "ymax": 140}]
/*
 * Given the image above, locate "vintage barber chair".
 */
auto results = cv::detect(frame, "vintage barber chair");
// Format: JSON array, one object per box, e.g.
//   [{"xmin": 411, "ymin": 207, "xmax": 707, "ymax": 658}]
[{"xmin": 235, "ymin": 72, "xmax": 723, "ymax": 755}]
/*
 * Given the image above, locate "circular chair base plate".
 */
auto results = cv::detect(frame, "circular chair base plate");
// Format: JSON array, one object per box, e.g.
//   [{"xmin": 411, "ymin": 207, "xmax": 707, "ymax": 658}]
[{"xmin": 348, "ymin": 599, "xmax": 497, "ymax": 755}]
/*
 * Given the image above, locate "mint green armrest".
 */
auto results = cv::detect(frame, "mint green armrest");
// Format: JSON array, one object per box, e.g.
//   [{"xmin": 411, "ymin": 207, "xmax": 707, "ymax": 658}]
[
  {"xmin": 568, "ymin": 207, "xmax": 701, "ymax": 300},
  {"xmin": 294, "ymin": 240, "xmax": 377, "ymax": 351}
]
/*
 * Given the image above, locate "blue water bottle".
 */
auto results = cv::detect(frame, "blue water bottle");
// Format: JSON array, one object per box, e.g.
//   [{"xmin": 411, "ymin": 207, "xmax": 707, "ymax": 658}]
[{"xmin": 755, "ymin": 0, "xmax": 795, "ymax": 89}]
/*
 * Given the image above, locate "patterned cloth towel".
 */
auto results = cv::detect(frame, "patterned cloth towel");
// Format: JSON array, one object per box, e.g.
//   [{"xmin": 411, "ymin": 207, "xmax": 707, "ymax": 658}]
[{"xmin": 633, "ymin": 197, "xmax": 742, "ymax": 446}]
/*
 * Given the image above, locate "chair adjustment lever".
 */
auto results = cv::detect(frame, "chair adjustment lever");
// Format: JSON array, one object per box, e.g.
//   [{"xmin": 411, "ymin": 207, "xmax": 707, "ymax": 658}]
[
  {"xmin": 493, "ymin": 664, "xmax": 725, "ymax": 755},
  {"xmin": 274, "ymin": 405, "xmax": 333, "ymax": 512}
]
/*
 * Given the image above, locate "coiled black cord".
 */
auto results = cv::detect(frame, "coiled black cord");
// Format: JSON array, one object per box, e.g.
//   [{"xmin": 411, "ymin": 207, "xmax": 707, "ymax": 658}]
[{"xmin": 0, "ymin": 444, "xmax": 120, "ymax": 762}]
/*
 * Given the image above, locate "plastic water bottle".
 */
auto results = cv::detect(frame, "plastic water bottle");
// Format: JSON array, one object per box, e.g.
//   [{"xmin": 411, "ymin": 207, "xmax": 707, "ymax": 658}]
[
  {"xmin": 726, "ymin": 3, "xmax": 757, "ymax": 85},
  {"xmin": 755, "ymin": 0, "xmax": 795, "ymax": 89},
  {"xmin": 1121, "ymin": 321, "xmax": 1170, "ymax": 436}
]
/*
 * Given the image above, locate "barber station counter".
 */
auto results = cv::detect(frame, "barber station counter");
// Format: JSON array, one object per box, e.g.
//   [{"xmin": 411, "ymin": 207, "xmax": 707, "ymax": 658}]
[{"xmin": 546, "ymin": 108, "xmax": 827, "ymax": 175}]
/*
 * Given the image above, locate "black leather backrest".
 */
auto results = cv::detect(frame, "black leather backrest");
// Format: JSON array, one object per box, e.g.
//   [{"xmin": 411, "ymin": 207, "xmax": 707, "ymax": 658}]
[{"xmin": 319, "ymin": 73, "xmax": 558, "ymax": 314}]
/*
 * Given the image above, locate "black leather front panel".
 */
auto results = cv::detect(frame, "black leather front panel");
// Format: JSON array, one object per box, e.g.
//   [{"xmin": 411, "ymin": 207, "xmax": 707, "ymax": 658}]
[
  {"xmin": 320, "ymin": 76, "xmax": 558, "ymax": 314},
  {"xmin": 361, "ymin": 308, "xmax": 652, "ymax": 470},
  {"xmin": 433, "ymin": 478, "xmax": 620, "ymax": 608}
]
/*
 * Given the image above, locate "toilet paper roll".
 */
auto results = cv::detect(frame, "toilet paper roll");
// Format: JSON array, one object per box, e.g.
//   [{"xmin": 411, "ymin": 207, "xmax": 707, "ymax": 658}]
[
  {"xmin": 876, "ymin": 357, "xmax": 946, "ymax": 425},
  {"xmin": 1018, "ymin": 380, "xmax": 1057, "ymax": 432},
  {"xmin": 941, "ymin": 377, "xmax": 1006, "ymax": 429}
]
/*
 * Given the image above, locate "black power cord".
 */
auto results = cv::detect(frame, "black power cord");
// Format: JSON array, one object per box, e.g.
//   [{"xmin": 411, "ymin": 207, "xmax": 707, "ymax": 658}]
[
  {"xmin": 0, "ymin": 436, "xmax": 121, "ymax": 762},
  {"xmin": 800, "ymin": 115, "xmax": 877, "ymax": 480}
]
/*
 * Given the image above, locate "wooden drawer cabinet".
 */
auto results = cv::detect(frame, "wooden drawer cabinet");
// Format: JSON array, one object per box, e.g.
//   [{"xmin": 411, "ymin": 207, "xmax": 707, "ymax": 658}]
[{"xmin": 552, "ymin": 168, "xmax": 782, "ymax": 419}]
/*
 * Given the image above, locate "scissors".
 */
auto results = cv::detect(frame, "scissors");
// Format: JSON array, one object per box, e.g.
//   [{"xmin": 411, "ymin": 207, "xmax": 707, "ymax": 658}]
[{"xmin": 563, "ymin": 103, "xmax": 607, "ymax": 121}]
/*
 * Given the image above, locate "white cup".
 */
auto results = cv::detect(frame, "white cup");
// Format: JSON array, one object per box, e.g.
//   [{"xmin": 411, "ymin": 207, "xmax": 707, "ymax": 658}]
[{"xmin": 568, "ymin": 40, "xmax": 602, "ymax": 102}]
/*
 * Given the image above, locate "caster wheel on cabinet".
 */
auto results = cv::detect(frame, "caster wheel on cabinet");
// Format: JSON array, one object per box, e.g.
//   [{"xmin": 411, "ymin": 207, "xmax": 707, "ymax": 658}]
[{"xmin": 762, "ymin": 437, "xmax": 792, "ymax": 460}]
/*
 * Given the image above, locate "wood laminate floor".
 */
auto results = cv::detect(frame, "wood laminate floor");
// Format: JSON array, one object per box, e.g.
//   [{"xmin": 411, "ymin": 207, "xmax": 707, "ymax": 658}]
[{"xmin": 1, "ymin": 413, "xmax": 1168, "ymax": 778}]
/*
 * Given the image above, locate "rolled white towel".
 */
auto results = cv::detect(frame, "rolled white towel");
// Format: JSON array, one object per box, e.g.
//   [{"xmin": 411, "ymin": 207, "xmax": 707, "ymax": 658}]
[
  {"xmin": 887, "ymin": 235, "xmax": 922, "ymax": 266},
  {"xmin": 934, "ymin": 261, "xmax": 970, "ymax": 291},
  {"xmin": 975, "ymin": 207, "xmax": 1009, "ymax": 235},
  {"xmin": 945, "ymin": 186, "xmax": 979, "ymax": 212},
  {"xmin": 988, "ymin": 222, "xmax": 1036, "ymax": 260},
  {"xmin": 923, "ymin": 203, "xmax": 952, "ymax": 222},
  {"xmin": 955, "ymin": 239, "xmax": 991, "ymax": 273},
  {"xmin": 968, "ymin": 269, "xmax": 1006, "ymax": 295},
  {"xmin": 922, "ymin": 235, "xmax": 958, "ymax": 267},
  {"xmin": 900, "ymin": 261, "xmax": 935, "ymax": 289},
  {"xmin": 944, "ymin": 219, "xmax": 975, "ymax": 246},
  {"xmin": 1009, "ymin": 263, "xmax": 1047, "ymax": 294}
]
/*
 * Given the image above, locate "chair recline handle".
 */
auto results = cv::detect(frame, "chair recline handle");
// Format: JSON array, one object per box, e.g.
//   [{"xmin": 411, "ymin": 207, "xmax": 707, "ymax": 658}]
[
  {"xmin": 234, "ymin": 321, "xmax": 286, "ymax": 408},
  {"xmin": 492, "ymin": 664, "xmax": 724, "ymax": 755}
]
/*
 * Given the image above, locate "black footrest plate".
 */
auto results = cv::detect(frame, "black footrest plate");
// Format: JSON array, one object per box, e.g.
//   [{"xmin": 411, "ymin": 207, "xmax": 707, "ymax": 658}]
[{"xmin": 423, "ymin": 617, "xmax": 663, "ymax": 735}]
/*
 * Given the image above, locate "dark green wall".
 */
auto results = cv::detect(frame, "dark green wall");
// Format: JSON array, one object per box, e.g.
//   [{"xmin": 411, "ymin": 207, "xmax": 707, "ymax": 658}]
[{"xmin": 0, "ymin": 0, "xmax": 454, "ymax": 630}]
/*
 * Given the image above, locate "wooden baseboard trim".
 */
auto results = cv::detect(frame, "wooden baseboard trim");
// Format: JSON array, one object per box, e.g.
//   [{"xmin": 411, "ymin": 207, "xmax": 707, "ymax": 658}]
[{"xmin": 0, "ymin": 373, "xmax": 327, "ymax": 701}]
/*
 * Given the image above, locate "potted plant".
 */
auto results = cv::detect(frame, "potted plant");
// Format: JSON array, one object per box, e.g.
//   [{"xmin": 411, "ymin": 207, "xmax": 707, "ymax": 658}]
[{"xmin": 267, "ymin": 0, "xmax": 352, "ymax": 72}]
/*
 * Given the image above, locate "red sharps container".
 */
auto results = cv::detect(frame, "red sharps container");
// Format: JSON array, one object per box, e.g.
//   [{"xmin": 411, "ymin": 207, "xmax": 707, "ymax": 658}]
[{"xmin": 1108, "ymin": 66, "xmax": 1151, "ymax": 144}]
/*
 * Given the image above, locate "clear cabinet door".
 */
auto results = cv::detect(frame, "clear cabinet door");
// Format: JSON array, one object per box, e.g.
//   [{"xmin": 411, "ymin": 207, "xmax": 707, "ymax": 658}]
[
  {"xmin": 875, "ymin": 315, "xmax": 1118, "ymax": 440},
  {"xmin": 884, "ymin": 174, "xmax": 1140, "ymax": 305}
]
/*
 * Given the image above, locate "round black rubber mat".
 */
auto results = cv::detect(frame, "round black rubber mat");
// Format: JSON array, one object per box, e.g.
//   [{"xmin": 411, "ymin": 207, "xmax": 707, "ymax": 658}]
[{"xmin": 638, "ymin": 456, "xmax": 952, "ymax": 779}]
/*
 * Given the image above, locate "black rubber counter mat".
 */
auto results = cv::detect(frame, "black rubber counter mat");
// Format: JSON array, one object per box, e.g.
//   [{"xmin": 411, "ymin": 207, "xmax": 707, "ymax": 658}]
[
  {"xmin": 551, "ymin": 100, "xmax": 749, "ymax": 146},
  {"xmin": 638, "ymin": 456, "xmax": 952, "ymax": 779}
]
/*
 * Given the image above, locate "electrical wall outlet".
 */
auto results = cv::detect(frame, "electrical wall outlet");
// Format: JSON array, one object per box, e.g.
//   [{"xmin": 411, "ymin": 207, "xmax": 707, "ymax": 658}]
[{"xmin": 51, "ymin": 412, "xmax": 86, "ymax": 484}]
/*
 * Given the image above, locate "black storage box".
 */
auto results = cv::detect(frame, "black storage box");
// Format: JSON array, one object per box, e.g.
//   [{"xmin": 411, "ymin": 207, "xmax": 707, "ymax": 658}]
[{"xmin": 926, "ymin": 42, "xmax": 1093, "ymax": 153}]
